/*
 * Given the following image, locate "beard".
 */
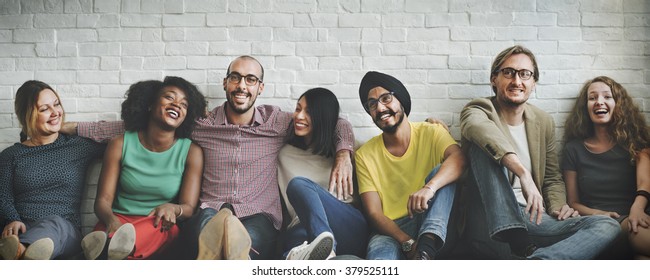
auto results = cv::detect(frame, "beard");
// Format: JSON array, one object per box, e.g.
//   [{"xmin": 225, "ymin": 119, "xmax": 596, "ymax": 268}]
[
  {"xmin": 226, "ymin": 89, "xmax": 255, "ymax": 114},
  {"xmin": 375, "ymin": 108, "xmax": 405, "ymax": 134}
]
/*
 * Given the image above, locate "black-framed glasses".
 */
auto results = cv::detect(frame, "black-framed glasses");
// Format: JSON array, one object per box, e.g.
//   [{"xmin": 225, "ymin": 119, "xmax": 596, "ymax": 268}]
[
  {"xmin": 494, "ymin": 67, "xmax": 534, "ymax": 80},
  {"xmin": 364, "ymin": 92, "xmax": 394, "ymax": 112},
  {"xmin": 226, "ymin": 72, "xmax": 261, "ymax": 86}
]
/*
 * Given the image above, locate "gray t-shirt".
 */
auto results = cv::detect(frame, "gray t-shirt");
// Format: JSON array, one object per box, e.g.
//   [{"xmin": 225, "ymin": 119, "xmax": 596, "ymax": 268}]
[{"xmin": 561, "ymin": 139, "xmax": 636, "ymax": 215}]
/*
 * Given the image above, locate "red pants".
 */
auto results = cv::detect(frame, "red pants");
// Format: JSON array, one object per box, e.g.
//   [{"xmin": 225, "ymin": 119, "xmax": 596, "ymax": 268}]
[{"xmin": 93, "ymin": 213, "xmax": 179, "ymax": 259}]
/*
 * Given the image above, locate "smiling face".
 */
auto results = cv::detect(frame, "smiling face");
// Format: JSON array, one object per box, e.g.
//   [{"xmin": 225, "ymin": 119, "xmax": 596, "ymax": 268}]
[
  {"xmin": 223, "ymin": 57, "xmax": 264, "ymax": 115},
  {"xmin": 368, "ymin": 86, "xmax": 404, "ymax": 134},
  {"xmin": 586, "ymin": 81, "xmax": 616, "ymax": 127},
  {"xmin": 491, "ymin": 53, "xmax": 536, "ymax": 108},
  {"xmin": 151, "ymin": 86, "xmax": 188, "ymax": 130},
  {"xmin": 33, "ymin": 89, "xmax": 64, "ymax": 138},
  {"xmin": 293, "ymin": 96, "xmax": 312, "ymax": 140}
]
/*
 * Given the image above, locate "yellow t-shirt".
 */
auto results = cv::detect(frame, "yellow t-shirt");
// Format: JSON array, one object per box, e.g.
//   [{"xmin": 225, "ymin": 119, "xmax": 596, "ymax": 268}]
[{"xmin": 355, "ymin": 122, "xmax": 458, "ymax": 220}]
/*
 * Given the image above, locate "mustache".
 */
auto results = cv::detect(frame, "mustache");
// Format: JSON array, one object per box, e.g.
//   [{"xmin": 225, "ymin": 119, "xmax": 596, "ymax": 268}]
[
  {"xmin": 229, "ymin": 89, "xmax": 251, "ymax": 96},
  {"xmin": 374, "ymin": 109, "xmax": 396, "ymax": 122}
]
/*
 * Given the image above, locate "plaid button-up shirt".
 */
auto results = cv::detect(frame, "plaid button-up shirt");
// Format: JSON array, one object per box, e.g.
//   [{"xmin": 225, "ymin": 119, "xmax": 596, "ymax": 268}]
[{"xmin": 78, "ymin": 102, "xmax": 354, "ymax": 229}]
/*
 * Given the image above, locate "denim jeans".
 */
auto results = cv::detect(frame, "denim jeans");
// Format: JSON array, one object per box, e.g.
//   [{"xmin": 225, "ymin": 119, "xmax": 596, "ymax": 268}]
[
  {"xmin": 181, "ymin": 207, "xmax": 278, "ymax": 260},
  {"xmin": 20, "ymin": 215, "xmax": 82, "ymax": 259},
  {"xmin": 366, "ymin": 165, "xmax": 456, "ymax": 260},
  {"xmin": 464, "ymin": 142, "xmax": 620, "ymax": 259},
  {"xmin": 282, "ymin": 177, "xmax": 368, "ymax": 258}
]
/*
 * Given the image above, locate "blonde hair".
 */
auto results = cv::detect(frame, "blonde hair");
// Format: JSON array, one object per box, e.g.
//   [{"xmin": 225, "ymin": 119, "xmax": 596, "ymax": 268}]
[{"xmin": 15, "ymin": 80, "xmax": 65, "ymax": 142}]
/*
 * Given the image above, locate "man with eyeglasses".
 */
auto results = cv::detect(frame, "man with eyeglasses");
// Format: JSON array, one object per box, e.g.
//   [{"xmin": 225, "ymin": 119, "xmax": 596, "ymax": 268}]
[
  {"xmin": 355, "ymin": 71, "xmax": 466, "ymax": 260},
  {"xmin": 66, "ymin": 56, "xmax": 355, "ymax": 260},
  {"xmin": 460, "ymin": 45, "xmax": 619, "ymax": 259}
]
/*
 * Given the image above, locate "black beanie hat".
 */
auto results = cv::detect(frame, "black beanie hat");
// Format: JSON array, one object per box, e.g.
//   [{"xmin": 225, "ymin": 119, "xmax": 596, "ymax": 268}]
[{"xmin": 358, "ymin": 71, "xmax": 411, "ymax": 116}]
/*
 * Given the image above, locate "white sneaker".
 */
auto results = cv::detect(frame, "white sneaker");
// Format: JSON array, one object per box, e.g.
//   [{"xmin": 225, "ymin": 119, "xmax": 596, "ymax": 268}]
[{"xmin": 286, "ymin": 232, "xmax": 334, "ymax": 260}]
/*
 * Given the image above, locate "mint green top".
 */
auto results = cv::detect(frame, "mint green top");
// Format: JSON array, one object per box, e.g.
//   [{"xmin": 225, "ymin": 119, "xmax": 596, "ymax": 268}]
[{"xmin": 113, "ymin": 131, "xmax": 192, "ymax": 216}]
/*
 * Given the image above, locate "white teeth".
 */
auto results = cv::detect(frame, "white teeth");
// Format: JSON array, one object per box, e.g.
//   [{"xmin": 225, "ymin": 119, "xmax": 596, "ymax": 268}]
[
  {"xmin": 166, "ymin": 109, "xmax": 179, "ymax": 118},
  {"xmin": 295, "ymin": 123, "xmax": 307, "ymax": 127},
  {"xmin": 380, "ymin": 114, "xmax": 391, "ymax": 120}
]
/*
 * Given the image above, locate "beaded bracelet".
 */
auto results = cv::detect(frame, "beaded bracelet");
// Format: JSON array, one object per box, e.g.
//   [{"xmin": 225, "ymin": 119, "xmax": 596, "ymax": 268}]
[{"xmin": 637, "ymin": 190, "xmax": 650, "ymax": 201}]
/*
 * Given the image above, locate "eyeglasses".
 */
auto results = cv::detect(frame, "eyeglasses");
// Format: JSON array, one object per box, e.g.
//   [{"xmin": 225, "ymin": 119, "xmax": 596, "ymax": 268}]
[
  {"xmin": 226, "ymin": 72, "xmax": 261, "ymax": 86},
  {"xmin": 364, "ymin": 92, "xmax": 394, "ymax": 112},
  {"xmin": 494, "ymin": 67, "xmax": 534, "ymax": 80}
]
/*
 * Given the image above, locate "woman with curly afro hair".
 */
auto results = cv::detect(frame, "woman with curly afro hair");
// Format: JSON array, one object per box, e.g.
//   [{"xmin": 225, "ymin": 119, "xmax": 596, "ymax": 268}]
[
  {"xmin": 81, "ymin": 76, "xmax": 207, "ymax": 259},
  {"xmin": 562, "ymin": 76, "xmax": 650, "ymax": 259}
]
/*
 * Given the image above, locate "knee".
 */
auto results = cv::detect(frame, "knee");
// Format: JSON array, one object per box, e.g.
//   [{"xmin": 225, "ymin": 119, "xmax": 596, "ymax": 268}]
[
  {"xmin": 287, "ymin": 177, "xmax": 317, "ymax": 197},
  {"xmin": 587, "ymin": 216, "xmax": 620, "ymax": 236}
]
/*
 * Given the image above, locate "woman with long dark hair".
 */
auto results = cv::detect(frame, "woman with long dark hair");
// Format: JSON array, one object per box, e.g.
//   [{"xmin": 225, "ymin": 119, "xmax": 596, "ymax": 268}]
[{"xmin": 278, "ymin": 88, "xmax": 368, "ymax": 260}]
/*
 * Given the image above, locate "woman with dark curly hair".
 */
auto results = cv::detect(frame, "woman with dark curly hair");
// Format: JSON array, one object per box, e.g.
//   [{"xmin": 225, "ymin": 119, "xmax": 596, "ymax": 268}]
[
  {"xmin": 81, "ymin": 76, "xmax": 206, "ymax": 260},
  {"xmin": 0, "ymin": 80, "xmax": 105, "ymax": 260},
  {"xmin": 562, "ymin": 76, "xmax": 650, "ymax": 259}
]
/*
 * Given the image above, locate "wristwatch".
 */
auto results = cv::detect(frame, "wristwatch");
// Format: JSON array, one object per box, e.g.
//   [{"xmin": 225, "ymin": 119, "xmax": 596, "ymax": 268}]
[{"xmin": 401, "ymin": 239, "xmax": 415, "ymax": 252}]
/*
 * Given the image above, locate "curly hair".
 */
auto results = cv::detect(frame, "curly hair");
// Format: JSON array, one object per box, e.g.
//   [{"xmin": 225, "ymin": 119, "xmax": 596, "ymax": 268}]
[
  {"xmin": 15, "ymin": 80, "xmax": 64, "ymax": 142},
  {"xmin": 121, "ymin": 76, "xmax": 207, "ymax": 138},
  {"xmin": 564, "ymin": 76, "xmax": 650, "ymax": 163}
]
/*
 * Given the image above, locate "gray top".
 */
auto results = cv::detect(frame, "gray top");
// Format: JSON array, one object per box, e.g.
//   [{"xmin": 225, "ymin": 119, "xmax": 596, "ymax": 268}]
[{"xmin": 561, "ymin": 139, "xmax": 636, "ymax": 215}]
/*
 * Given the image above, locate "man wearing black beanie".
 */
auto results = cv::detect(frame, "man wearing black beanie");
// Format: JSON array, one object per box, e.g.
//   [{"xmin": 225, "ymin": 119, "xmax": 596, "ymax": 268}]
[{"xmin": 355, "ymin": 71, "xmax": 466, "ymax": 260}]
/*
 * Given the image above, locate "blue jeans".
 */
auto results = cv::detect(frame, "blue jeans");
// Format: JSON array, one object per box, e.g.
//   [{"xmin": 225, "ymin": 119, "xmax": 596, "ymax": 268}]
[
  {"xmin": 182, "ymin": 207, "xmax": 278, "ymax": 260},
  {"xmin": 282, "ymin": 177, "xmax": 368, "ymax": 258},
  {"xmin": 366, "ymin": 165, "xmax": 456, "ymax": 260},
  {"xmin": 464, "ymin": 143, "xmax": 620, "ymax": 259}
]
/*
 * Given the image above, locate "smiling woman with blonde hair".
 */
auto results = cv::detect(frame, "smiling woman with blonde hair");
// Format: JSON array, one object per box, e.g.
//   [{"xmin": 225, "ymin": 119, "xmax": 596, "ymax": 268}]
[{"xmin": 0, "ymin": 80, "xmax": 105, "ymax": 260}]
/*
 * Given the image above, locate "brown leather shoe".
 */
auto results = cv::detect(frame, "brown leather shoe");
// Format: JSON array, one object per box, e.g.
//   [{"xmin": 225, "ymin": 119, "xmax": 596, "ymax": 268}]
[
  {"xmin": 197, "ymin": 208, "xmax": 232, "ymax": 260},
  {"xmin": 223, "ymin": 215, "xmax": 251, "ymax": 260},
  {"xmin": 0, "ymin": 235, "xmax": 22, "ymax": 260}
]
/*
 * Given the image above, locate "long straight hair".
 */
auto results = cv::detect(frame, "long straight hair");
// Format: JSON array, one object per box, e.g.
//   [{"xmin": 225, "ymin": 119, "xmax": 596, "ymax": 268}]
[
  {"xmin": 287, "ymin": 88, "xmax": 340, "ymax": 158},
  {"xmin": 15, "ymin": 80, "xmax": 64, "ymax": 142}
]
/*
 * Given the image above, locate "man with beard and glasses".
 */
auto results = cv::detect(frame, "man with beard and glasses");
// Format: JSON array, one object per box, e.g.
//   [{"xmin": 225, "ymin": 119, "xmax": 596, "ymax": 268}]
[
  {"xmin": 354, "ymin": 71, "xmax": 466, "ymax": 260},
  {"xmin": 64, "ymin": 56, "xmax": 355, "ymax": 260},
  {"xmin": 459, "ymin": 45, "xmax": 619, "ymax": 259}
]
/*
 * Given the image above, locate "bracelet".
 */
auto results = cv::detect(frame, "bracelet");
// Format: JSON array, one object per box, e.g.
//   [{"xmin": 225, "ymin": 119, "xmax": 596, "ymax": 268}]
[
  {"xmin": 424, "ymin": 185, "xmax": 435, "ymax": 192},
  {"xmin": 637, "ymin": 190, "xmax": 650, "ymax": 201},
  {"xmin": 176, "ymin": 205, "xmax": 184, "ymax": 218}
]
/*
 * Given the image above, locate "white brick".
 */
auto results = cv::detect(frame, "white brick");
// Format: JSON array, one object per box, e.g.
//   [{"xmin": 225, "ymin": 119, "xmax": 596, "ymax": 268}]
[
  {"xmin": 209, "ymin": 42, "xmax": 252, "ymax": 55},
  {"xmin": 537, "ymin": 55, "xmax": 593, "ymax": 70},
  {"xmin": 186, "ymin": 28, "xmax": 227, "ymax": 41},
  {"xmin": 296, "ymin": 42, "xmax": 339, "ymax": 56},
  {"xmin": 580, "ymin": 0, "xmax": 622, "ymax": 12},
  {"xmin": 0, "ymin": 86, "xmax": 12, "ymax": 99},
  {"xmin": 141, "ymin": 0, "xmax": 165, "ymax": 13},
  {"xmin": 57, "ymin": 29, "xmax": 97, "ymax": 42},
  {"xmin": 77, "ymin": 14, "xmax": 120, "ymax": 28},
  {"xmin": 536, "ymin": 84, "xmax": 582, "ymax": 99},
  {"xmin": 329, "ymin": 28, "xmax": 362, "ymax": 42},
  {"xmin": 64, "ymin": 0, "xmax": 93, "ymax": 13},
  {"xmin": 78, "ymin": 71, "xmax": 119, "ymax": 84},
  {"xmin": 379, "ymin": 28, "xmax": 405, "ymax": 42},
  {"xmin": 384, "ymin": 42, "xmax": 428, "ymax": 55},
  {"xmin": 602, "ymin": 42, "xmax": 645, "ymax": 55},
  {"xmin": 380, "ymin": 70, "xmax": 427, "ymax": 84},
  {"xmin": 557, "ymin": 12, "xmax": 581, "ymax": 26},
  {"xmin": 166, "ymin": 42, "xmax": 208, "ymax": 55},
  {"xmin": 448, "ymin": 56, "xmax": 491, "ymax": 70},
  {"xmin": 430, "ymin": 41, "xmax": 470, "ymax": 55},
  {"xmin": 57, "ymin": 42, "xmax": 77, "ymax": 57},
  {"xmin": 341, "ymin": 42, "xmax": 361, "ymax": 56},
  {"xmin": 161, "ymin": 70, "xmax": 206, "ymax": 84},
  {"xmin": 79, "ymin": 42, "xmax": 120, "ymax": 56},
  {"xmin": 315, "ymin": 0, "xmax": 337, "ymax": 12},
  {"xmin": 100, "ymin": 56, "xmax": 121, "ymax": 70},
  {"xmin": 0, "ymin": 71, "xmax": 32, "ymax": 85},
  {"xmin": 296, "ymin": 70, "xmax": 338, "ymax": 84},
  {"xmin": 34, "ymin": 14, "xmax": 75, "ymax": 28},
  {"xmin": 339, "ymin": 0, "xmax": 360, "ymax": 12},
  {"xmin": 470, "ymin": 70, "xmax": 490, "ymax": 84},
  {"xmin": 100, "ymin": 84, "xmax": 129, "ymax": 98},
  {"xmin": 406, "ymin": 28, "xmax": 449, "ymax": 42},
  {"xmin": 164, "ymin": 0, "xmax": 184, "ymax": 13},
  {"xmin": 514, "ymin": 41, "xmax": 557, "ymax": 54},
  {"xmin": 494, "ymin": 27, "xmax": 537, "ymax": 40},
  {"xmin": 274, "ymin": 28, "xmax": 317, "ymax": 42},
  {"xmin": 121, "ymin": 14, "xmax": 162, "ymax": 27},
  {"xmin": 229, "ymin": 27, "xmax": 273, "ymax": 41},
  {"xmin": 538, "ymin": 0, "xmax": 579, "ymax": 12},
  {"xmin": 119, "ymin": 70, "xmax": 162, "ymax": 84},
  {"xmin": 527, "ymin": 99, "xmax": 558, "ymax": 113},
  {"xmin": 0, "ymin": 114, "xmax": 11, "ymax": 128},
  {"xmin": 363, "ymin": 56, "xmax": 406, "ymax": 70},
  {"xmin": 470, "ymin": 13, "xmax": 513, "ymax": 27},
  {"xmin": 582, "ymin": 28, "xmax": 624, "ymax": 41},
  {"xmin": 57, "ymin": 57, "xmax": 99, "ymax": 70},
  {"xmin": 0, "ymin": 30, "xmax": 10, "ymax": 42},
  {"xmin": 250, "ymin": 13, "xmax": 293, "ymax": 27},
  {"xmin": 451, "ymin": 27, "xmax": 494, "ymax": 41},
  {"xmin": 582, "ymin": 13, "xmax": 624, "ymax": 27},
  {"xmin": 0, "ymin": 44, "xmax": 36, "ymax": 57},
  {"xmin": 383, "ymin": 13, "xmax": 425, "ymax": 28},
  {"xmin": 251, "ymin": 42, "xmax": 295, "ymax": 55},
  {"xmin": 271, "ymin": 0, "xmax": 315, "ymax": 12},
  {"xmin": 56, "ymin": 84, "xmax": 100, "ymax": 98},
  {"xmin": 625, "ymin": 27, "xmax": 650, "ymax": 40},
  {"xmin": 319, "ymin": 57, "xmax": 361, "ymax": 70},
  {"xmin": 624, "ymin": 0, "xmax": 650, "ymax": 13},
  {"xmin": 162, "ymin": 14, "xmax": 206, "ymax": 27},
  {"xmin": 493, "ymin": 0, "xmax": 535, "ymax": 11},
  {"xmin": 14, "ymin": 29, "xmax": 54, "ymax": 43},
  {"xmin": 405, "ymin": 0, "xmax": 447, "ymax": 12},
  {"xmin": 185, "ymin": 0, "xmax": 227, "ymax": 12},
  {"xmin": 513, "ymin": 12, "xmax": 556, "ymax": 26},
  {"xmin": 122, "ymin": 42, "xmax": 164, "ymax": 56},
  {"xmin": 428, "ymin": 70, "xmax": 470, "ymax": 83},
  {"xmin": 206, "ymin": 13, "xmax": 250, "ymax": 27},
  {"xmin": 275, "ymin": 57, "xmax": 304, "ymax": 70},
  {"xmin": 538, "ymin": 27, "xmax": 581, "ymax": 40},
  {"xmin": 0, "ymin": 59, "xmax": 14, "ymax": 71},
  {"xmin": 625, "ymin": 14, "xmax": 650, "ymax": 27},
  {"xmin": 35, "ymin": 43, "xmax": 57, "ymax": 57},
  {"xmin": 144, "ymin": 56, "xmax": 187, "ymax": 70},
  {"xmin": 121, "ymin": 0, "xmax": 140, "ymax": 12},
  {"xmin": 163, "ymin": 28, "xmax": 184, "ymax": 41},
  {"xmin": 594, "ymin": 56, "xmax": 649, "ymax": 70},
  {"xmin": 558, "ymin": 42, "xmax": 601, "ymax": 54},
  {"xmin": 78, "ymin": 98, "xmax": 122, "ymax": 112},
  {"xmin": 294, "ymin": 14, "xmax": 337, "ymax": 27},
  {"xmin": 122, "ymin": 54, "xmax": 145, "ymax": 68},
  {"xmin": 339, "ymin": 14, "xmax": 381, "ymax": 28},
  {"xmin": 0, "ymin": 128, "xmax": 21, "ymax": 143},
  {"xmin": 187, "ymin": 56, "xmax": 230, "ymax": 69},
  {"xmin": 16, "ymin": 58, "xmax": 56, "ymax": 70},
  {"xmin": 19, "ymin": 0, "xmax": 44, "ymax": 13},
  {"xmin": 449, "ymin": 85, "xmax": 492, "ymax": 99},
  {"xmin": 361, "ymin": 28, "xmax": 381, "ymax": 42},
  {"xmin": 141, "ymin": 29, "xmax": 162, "ymax": 42},
  {"xmin": 94, "ymin": 0, "xmax": 120, "ymax": 13},
  {"xmin": 449, "ymin": 0, "xmax": 491, "ymax": 12},
  {"xmin": 44, "ymin": 0, "xmax": 65, "ymax": 13},
  {"xmin": 0, "ymin": 15, "xmax": 29, "ymax": 29},
  {"xmin": 407, "ymin": 55, "xmax": 447, "ymax": 69},
  {"xmin": 98, "ymin": 28, "xmax": 141, "ymax": 41},
  {"xmin": 426, "ymin": 13, "xmax": 469, "ymax": 27}
]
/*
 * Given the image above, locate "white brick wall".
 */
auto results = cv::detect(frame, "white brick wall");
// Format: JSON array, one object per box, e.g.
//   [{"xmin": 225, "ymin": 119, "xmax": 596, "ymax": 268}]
[{"xmin": 0, "ymin": 0, "xmax": 647, "ymax": 149}]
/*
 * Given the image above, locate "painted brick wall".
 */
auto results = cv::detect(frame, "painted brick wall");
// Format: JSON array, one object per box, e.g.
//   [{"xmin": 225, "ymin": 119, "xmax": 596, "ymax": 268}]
[{"xmin": 0, "ymin": 0, "xmax": 648, "ymax": 146}]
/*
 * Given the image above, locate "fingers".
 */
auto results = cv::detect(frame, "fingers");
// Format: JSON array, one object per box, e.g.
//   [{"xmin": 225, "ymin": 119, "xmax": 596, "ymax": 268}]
[
  {"xmin": 346, "ymin": 173, "xmax": 354, "ymax": 197},
  {"xmin": 407, "ymin": 197, "xmax": 414, "ymax": 218},
  {"xmin": 631, "ymin": 219, "xmax": 639, "ymax": 233}
]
